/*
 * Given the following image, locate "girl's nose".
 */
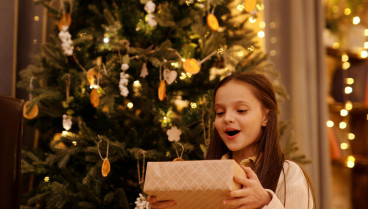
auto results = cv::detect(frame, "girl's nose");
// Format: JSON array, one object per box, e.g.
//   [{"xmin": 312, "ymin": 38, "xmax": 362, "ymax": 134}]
[{"xmin": 224, "ymin": 112, "xmax": 235, "ymax": 123}]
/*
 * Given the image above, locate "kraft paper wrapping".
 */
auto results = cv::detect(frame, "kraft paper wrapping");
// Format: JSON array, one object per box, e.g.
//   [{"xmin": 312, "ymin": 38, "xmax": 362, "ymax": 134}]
[{"xmin": 143, "ymin": 160, "xmax": 246, "ymax": 209}]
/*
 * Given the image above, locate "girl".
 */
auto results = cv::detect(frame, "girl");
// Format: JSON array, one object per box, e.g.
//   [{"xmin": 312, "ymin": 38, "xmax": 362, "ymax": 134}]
[{"xmin": 148, "ymin": 72, "xmax": 315, "ymax": 209}]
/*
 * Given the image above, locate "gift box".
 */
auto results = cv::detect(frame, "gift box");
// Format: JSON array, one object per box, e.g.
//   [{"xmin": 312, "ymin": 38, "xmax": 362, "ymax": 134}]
[{"xmin": 143, "ymin": 160, "xmax": 246, "ymax": 209}]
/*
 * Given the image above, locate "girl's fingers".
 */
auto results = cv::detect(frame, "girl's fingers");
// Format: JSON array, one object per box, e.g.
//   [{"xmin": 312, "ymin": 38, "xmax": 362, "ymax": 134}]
[
  {"xmin": 241, "ymin": 165, "xmax": 258, "ymax": 180},
  {"xmin": 229, "ymin": 187, "xmax": 250, "ymax": 198},
  {"xmin": 233, "ymin": 175, "xmax": 250, "ymax": 187},
  {"xmin": 150, "ymin": 200, "xmax": 177, "ymax": 209},
  {"xmin": 223, "ymin": 197, "xmax": 248, "ymax": 206}
]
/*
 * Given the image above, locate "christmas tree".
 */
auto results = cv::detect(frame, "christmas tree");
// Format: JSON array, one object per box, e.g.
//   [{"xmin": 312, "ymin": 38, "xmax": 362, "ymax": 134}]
[{"xmin": 18, "ymin": 0, "xmax": 292, "ymax": 208}]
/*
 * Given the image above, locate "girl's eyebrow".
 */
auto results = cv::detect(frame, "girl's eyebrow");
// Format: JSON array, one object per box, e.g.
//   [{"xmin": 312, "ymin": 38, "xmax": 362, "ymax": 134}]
[{"xmin": 215, "ymin": 100, "xmax": 250, "ymax": 106}]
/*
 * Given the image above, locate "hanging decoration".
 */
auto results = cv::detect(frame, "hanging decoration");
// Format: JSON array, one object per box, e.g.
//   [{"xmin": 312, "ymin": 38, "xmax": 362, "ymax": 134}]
[
  {"xmin": 23, "ymin": 76, "xmax": 39, "ymax": 120},
  {"xmin": 98, "ymin": 138, "xmax": 110, "ymax": 177},
  {"xmin": 163, "ymin": 68, "xmax": 177, "ymax": 85},
  {"xmin": 166, "ymin": 126, "xmax": 182, "ymax": 142},
  {"xmin": 207, "ymin": 14, "xmax": 219, "ymax": 31},
  {"xmin": 140, "ymin": 63, "xmax": 149, "ymax": 78},
  {"xmin": 244, "ymin": 0, "xmax": 257, "ymax": 13},
  {"xmin": 144, "ymin": 0, "xmax": 157, "ymax": 27},
  {"xmin": 90, "ymin": 89, "xmax": 100, "ymax": 108},
  {"xmin": 183, "ymin": 58, "xmax": 201, "ymax": 74}
]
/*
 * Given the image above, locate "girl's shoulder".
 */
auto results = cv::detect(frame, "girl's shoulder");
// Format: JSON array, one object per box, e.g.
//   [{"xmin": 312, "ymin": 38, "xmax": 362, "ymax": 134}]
[{"xmin": 281, "ymin": 160, "xmax": 308, "ymax": 183}]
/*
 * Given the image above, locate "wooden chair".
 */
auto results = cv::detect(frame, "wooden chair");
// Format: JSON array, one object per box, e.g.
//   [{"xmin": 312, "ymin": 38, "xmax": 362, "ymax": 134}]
[{"xmin": 0, "ymin": 95, "xmax": 23, "ymax": 209}]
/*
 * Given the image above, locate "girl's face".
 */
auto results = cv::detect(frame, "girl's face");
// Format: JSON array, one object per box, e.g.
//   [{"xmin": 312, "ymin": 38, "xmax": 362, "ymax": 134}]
[{"xmin": 214, "ymin": 80, "xmax": 269, "ymax": 158}]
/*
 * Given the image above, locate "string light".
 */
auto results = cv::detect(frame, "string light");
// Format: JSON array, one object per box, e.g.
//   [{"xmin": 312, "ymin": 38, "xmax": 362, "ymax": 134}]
[
  {"xmin": 345, "ymin": 101, "xmax": 353, "ymax": 110},
  {"xmin": 249, "ymin": 17, "xmax": 256, "ymax": 23},
  {"xmin": 346, "ymin": 78, "xmax": 354, "ymax": 85},
  {"xmin": 237, "ymin": 4, "xmax": 244, "ymax": 11},
  {"xmin": 341, "ymin": 54, "xmax": 349, "ymax": 62},
  {"xmin": 72, "ymin": 141, "xmax": 77, "ymax": 146},
  {"xmin": 34, "ymin": 16, "xmax": 40, "ymax": 21},
  {"xmin": 171, "ymin": 62, "xmax": 179, "ymax": 68},
  {"xmin": 332, "ymin": 42, "xmax": 340, "ymax": 49},
  {"xmin": 365, "ymin": 29, "xmax": 368, "ymax": 36},
  {"xmin": 361, "ymin": 50, "xmax": 368, "ymax": 58},
  {"xmin": 103, "ymin": 37, "xmax": 109, "ymax": 43},
  {"xmin": 44, "ymin": 176, "xmax": 50, "ymax": 182},
  {"xmin": 353, "ymin": 16, "xmax": 360, "ymax": 25},
  {"xmin": 340, "ymin": 142, "xmax": 349, "ymax": 150},
  {"xmin": 344, "ymin": 8, "xmax": 351, "ymax": 15},
  {"xmin": 180, "ymin": 72, "xmax": 187, "ymax": 80},
  {"xmin": 339, "ymin": 121, "xmax": 347, "ymax": 129},
  {"xmin": 340, "ymin": 109, "xmax": 348, "ymax": 116},
  {"xmin": 345, "ymin": 86, "xmax": 353, "ymax": 94},
  {"xmin": 259, "ymin": 22, "xmax": 266, "ymax": 28},
  {"xmin": 348, "ymin": 133, "xmax": 355, "ymax": 140},
  {"xmin": 127, "ymin": 102, "xmax": 134, "ymax": 109},
  {"xmin": 257, "ymin": 31, "xmax": 265, "ymax": 38},
  {"xmin": 347, "ymin": 155, "xmax": 355, "ymax": 168},
  {"xmin": 327, "ymin": 120, "xmax": 334, "ymax": 127},
  {"xmin": 190, "ymin": 102, "xmax": 197, "ymax": 108},
  {"xmin": 133, "ymin": 80, "xmax": 142, "ymax": 88},
  {"xmin": 342, "ymin": 62, "xmax": 350, "ymax": 70}
]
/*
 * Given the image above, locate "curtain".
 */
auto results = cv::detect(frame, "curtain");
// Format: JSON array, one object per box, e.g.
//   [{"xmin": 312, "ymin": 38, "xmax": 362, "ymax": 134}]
[{"xmin": 264, "ymin": 0, "xmax": 332, "ymax": 209}]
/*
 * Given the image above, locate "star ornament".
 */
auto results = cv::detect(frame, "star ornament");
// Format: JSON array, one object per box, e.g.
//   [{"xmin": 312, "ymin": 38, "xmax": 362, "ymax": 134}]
[{"xmin": 166, "ymin": 126, "xmax": 182, "ymax": 142}]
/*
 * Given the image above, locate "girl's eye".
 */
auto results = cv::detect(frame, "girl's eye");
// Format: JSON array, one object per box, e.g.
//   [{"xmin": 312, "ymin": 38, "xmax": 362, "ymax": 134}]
[
  {"xmin": 216, "ymin": 111, "xmax": 224, "ymax": 116},
  {"xmin": 237, "ymin": 109, "xmax": 247, "ymax": 113}
]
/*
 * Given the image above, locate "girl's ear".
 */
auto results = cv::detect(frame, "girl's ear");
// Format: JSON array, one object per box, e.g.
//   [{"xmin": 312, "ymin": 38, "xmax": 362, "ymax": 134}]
[{"xmin": 262, "ymin": 109, "xmax": 270, "ymax": 127}]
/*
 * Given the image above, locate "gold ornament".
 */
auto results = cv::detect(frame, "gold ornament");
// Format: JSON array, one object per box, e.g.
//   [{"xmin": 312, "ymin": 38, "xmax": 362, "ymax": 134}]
[
  {"xmin": 90, "ymin": 89, "xmax": 100, "ymax": 108},
  {"xmin": 183, "ymin": 58, "xmax": 201, "ymax": 74},
  {"xmin": 102, "ymin": 158, "xmax": 111, "ymax": 177},
  {"xmin": 158, "ymin": 80, "xmax": 166, "ymax": 101},
  {"xmin": 244, "ymin": 0, "xmax": 257, "ymax": 12},
  {"xmin": 51, "ymin": 133, "xmax": 67, "ymax": 149},
  {"xmin": 58, "ymin": 14, "xmax": 72, "ymax": 31},
  {"xmin": 23, "ymin": 101, "xmax": 39, "ymax": 119},
  {"xmin": 207, "ymin": 14, "xmax": 219, "ymax": 31}
]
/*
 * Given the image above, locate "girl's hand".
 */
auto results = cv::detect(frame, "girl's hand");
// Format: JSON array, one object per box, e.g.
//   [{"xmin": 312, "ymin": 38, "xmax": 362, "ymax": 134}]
[
  {"xmin": 223, "ymin": 165, "xmax": 272, "ymax": 209},
  {"xmin": 147, "ymin": 195, "xmax": 177, "ymax": 209}
]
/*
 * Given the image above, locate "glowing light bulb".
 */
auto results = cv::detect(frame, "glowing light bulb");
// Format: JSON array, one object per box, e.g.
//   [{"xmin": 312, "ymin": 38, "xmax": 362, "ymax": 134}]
[
  {"xmin": 103, "ymin": 37, "xmax": 109, "ymax": 43},
  {"xmin": 361, "ymin": 51, "xmax": 368, "ymax": 58},
  {"xmin": 342, "ymin": 62, "xmax": 350, "ymax": 70},
  {"xmin": 365, "ymin": 29, "xmax": 368, "ymax": 36},
  {"xmin": 72, "ymin": 141, "xmax": 77, "ymax": 146},
  {"xmin": 345, "ymin": 101, "xmax": 353, "ymax": 110},
  {"xmin": 237, "ymin": 4, "xmax": 244, "ymax": 11},
  {"xmin": 257, "ymin": 31, "xmax": 265, "ymax": 38},
  {"xmin": 353, "ymin": 16, "xmax": 360, "ymax": 25},
  {"xmin": 339, "ymin": 121, "xmax": 347, "ymax": 129},
  {"xmin": 44, "ymin": 176, "xmax": 50, "ymax": 182},
  {"xmin": 347, "ymin": 155, "xmax": 355, "ymax": 168},
  {"xmin": 180, "ymin": 72, "xmax": 187, "ymax": 80},
  {"xmin": 348, "ymin": 133, "xmax": 355, "ymax": 140},
  {"xmin": 344, "ymin": 8, "xmax": 351, "ymax": 15},
  {"xmin": 249, "ymin": 17, "xmax": 256, "ymax": 23},
  {"xmin": 127, "ymin": 102, "xmax": 134, "ymax": 109},
  {"xmin": 190, "ymin": 102, "xmax": 197, "ymax": 108},
  {"xmin": 345, "ymin": 86, "xmax": 353, "ymax": 94},
  {"xmin": 327, "ymin": 120, "xmax": 334, "ymax": 127},
  {"xmin": 259, "ymin": 22, "xmax": 266, "ymax": 28},
  {"xmin": 365, "ymin": 42, "xmax": 368, "ymax": 49},
  {"xmin": 340, "ymin": 142, "xmax": 349, "ymax": 150},
  {"xmin": 332, "ymin": 42, "xmax": 340, "ymax": 49},
  {"xmin": 171, "ymin": 62, "xmax": 179, "ymax": 68},
  {"xmin": 341, "ymin": 54, "xmax": 349, "ymax": 62},
  {"xmin": 346, "ymin": 78, "xmax": 354, "ymax": 85},
  {"xmin": 133, "ymin": 80, "xmax": 141, "ymax": 88},
  {"xmin": 34, "ymin": 16, "xmax": 40, "ymax": 21},
  {"xmin": 340, "ymin": 109, "xmax": 348, "ymax": 116}
]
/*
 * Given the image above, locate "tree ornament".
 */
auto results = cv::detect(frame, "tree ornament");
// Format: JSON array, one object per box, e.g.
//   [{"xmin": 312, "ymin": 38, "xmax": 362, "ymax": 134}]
[
  {"xmin": 183, "ymin": 58, "xmax": 201, "ymax": 74},
  {"xmin": 207, "ymin": 14, "xmax": 219, "ymax": 31},
  {"xmin": 146, "ymin": 14, "xmax": 157, "ymax": 27},
  {"xmin": 62, "ymin": 114, "xmax": 72, "ymax": 130},
  {"xmin": 244, "ymin": 0, "xmax": 257, "ymax": 12},
  {"xmin": 87, "ymin": 68, "xmax": 101, "ymax": 86},
  {"xmin": 119, "ymin": 71, "xmax": 130, "ymax": 97},
  {"xmin": 51, "ymin": 133, "xmax": 67, "ymax": 150},
  {"xmin": 98, "ymin": 139, "xmax": 110, "ymax": 177},
  {"xmin": 166, "ymin": 126, "xmax": 182, "ymax": 142},
  {"xmin": 58, "ymin": 26, "xmax": 74, "ymax": 56},
  {"xmin": 172, "ymin": 141, "xmax": 184, "ymax": 161},
  {"xmin": 121, "ymin": 63, "xmax": 129, "ymax": 71},
  {"xmin": 158, "ymin": 80, "xmax": 166, "ymax": 101},
  {"xmin": 134, "ymin": 193, "xmax": 149, "ymax": 209},
  {"xmin": 163, "ymin": 69, "xmax": 177, "ymax": 85},
  {"xmin": 57, "ymin": 14, "xmax": 71, "ymax": 31},
  {"xmin": 23, "ymin": 101, "xmax": 39, "ymax": 119},
  {"xmin": 140, "ymin": 63, "xmax": 149, "ymax": 78},
  {"xmin": 90, "ymin": 89, "xmax": 100, "ymax": 108},
  {"xmin": 144, "ymin": 1, "xmax": 156, "ymax": 13}
]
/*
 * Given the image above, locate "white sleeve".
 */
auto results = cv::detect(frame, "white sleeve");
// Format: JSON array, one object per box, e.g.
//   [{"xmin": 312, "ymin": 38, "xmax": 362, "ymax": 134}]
[{"xmin": 262, "ymin": 161, "xmax": 314, "ymax": 209}]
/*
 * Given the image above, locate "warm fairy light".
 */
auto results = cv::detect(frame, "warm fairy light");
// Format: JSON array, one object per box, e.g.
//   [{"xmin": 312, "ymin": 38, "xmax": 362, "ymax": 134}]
[
  {"xmin": 256, "ymin": 3, "xmax": 264, "ymax": 11},
  {"xmin": 133, "ymin": 80, "xmax": 141, "ymax": 88},
  {"xmin": 237, "ymin": 50, "xmax": 244, "ymax": 57},
  {"xmin": 346, "ymin": 78, "xmax": 354, "ymax": 85},
  {"xmin": 345, "ymin": 86, "xmax": 353, "ymax": 94},
  {"xmin": 90, "ymin": 84, "xmax": 99, "ymax": 89},
  {"xmin": 171, "ymin": 62, "xmax": 179, "ymax": 68},
  {"xmin": 270, "ymin": 50, "xmax": 277, "ymax": 56},
  {"xmin": 344, "ymin": 8, "xmax": 351, "ymax": 15},
  {"xmin": 348, "ymin": 133, "xmax": 355, "ymax": 140},
  {"xmin": 365, "ymin": 29, "xmax": 368, "ymax": 36},
  {"xmin": 72, "ymin": 141, "xmax": 77, "ymax": 146},
  {"xmin": 339, "ymin": 121, "xmax": 347, "ymax": 129},
  {"xmin": 62, "ymin": 131, "xmax": 71, "ymax": 137},
  {"xmin": 347, "ymin": 155, "xmax": 355, "ymax": 168},
  {"xmin": 218, "ymin": 48, "xmax": 224, "ymax": 54},
  {"xmin": 237, "ymin": 4, "xmax": 244, "ymax": 11},
  {"xmin": 345, "ymin": 101, "xmax": 353, "ymax": 110},
  {"xmin": 340, "ymin": 109, "xmax": 348, "ymax": 117},
  {"xmin": 34, "ymin": 16, "xmax": 40, "ymax": 21},
  {"xmin": 340, "ymin": 142, "xmax": 349, "ymax": 150},
  {"xmin": 127, "ymin": 102, "xmax": 134, "ymax": 109},
  {"xmin": 353, "ymin": 16, "xmax": 360, "ymax": 25},
  {"xmin": 342, "ymin": 62, "xmax": 350, "ymax": 70},
  {"xmin": 186, "ymin": 73, "xmax": 192, "ymax": 78},
  {"xmin": 190, "ymin": 102, "xmax": 197, "ymax": 108},
  {"xmin": 247, "ymin": 46, "xmax": 255, "ymax": 51},
  {"xmin": 364, "ymin": 42, "xmax": 368, "ymax": 49},
  {"xmin": 341, "ymin": 54, "xmax": 349, "ymax": 62},
  {"xmin": 259, "ymin": 22, "xmax": 266, "ymax": 28},
  {"xmin": 44, "ymin": 176, "xmax": 50, "ymax": 182},
  {"xmin": 249, "ymin": 17, "xmax": 256, "ymax": 23},
  {"xmin": 332, "ymin": 42, "xmax": 340, "ymax": 49},
  {"xmin": 332, "ymin": 5, "xmax": 339, "ymax": 13},
  {"xmin": 181, "ymin": 58, "xmax": 186, "ymax": 62},
  {"xmin": 361, "ymin": 51, "xmax": 368, "ymax": 58},
  {"xmin": 270, "ymin": 37, "xmax": 277, "ymax": 44},
  {"xmin": 257, "ymin": 31, "xmax": 265, "ymax": 38},
  {"xmin": 327, "ymin": 120, "xmax": 334, "ymax": 127},
  {"xmin": 180, "ymin": 72, "xmax": 187, "ymax": 80},
  {"xmin": 103, "ymin": 37, "xmax": 109, "ymax": 43}
]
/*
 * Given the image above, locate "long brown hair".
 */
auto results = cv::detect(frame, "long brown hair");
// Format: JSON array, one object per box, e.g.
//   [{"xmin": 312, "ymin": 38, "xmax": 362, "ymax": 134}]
[{"xmin": 206, "ymin": 72, "xmax": 285, "ymax": 192}]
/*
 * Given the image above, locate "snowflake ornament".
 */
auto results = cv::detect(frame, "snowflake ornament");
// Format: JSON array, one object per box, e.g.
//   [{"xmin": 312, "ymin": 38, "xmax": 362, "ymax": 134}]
[
  {"xmin": 62, "ymin": 114, "xmax": 72, "ymax": 130},
  {"xmin": 167, "ymin": 126, "xmax": 182, "ymax": 142},
  {"xmin": 134, "ymin": 193, "xmax": 150, "ymax": 209},
  {"xmin": 147, "ymin": 14, "xmax": 157, "ymax": 27},
  {"xmin": 119, "ymin": 71, "xmax": 129, "ymax": 97},
  {"xmin": 121, "ymin": 63, "xmax": 129, "ymax": 71}
]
